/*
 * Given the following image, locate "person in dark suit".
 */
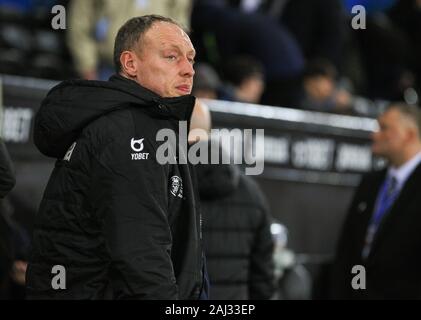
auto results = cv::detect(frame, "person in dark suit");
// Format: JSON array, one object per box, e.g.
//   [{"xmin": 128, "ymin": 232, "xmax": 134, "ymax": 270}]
[
  {"xmin": 330, "ymin": 102, "xmax": 421, "ymax": 299},
  {"xmin": 189, "ymin": 100, "xmax": 275, "ymax": 300}
]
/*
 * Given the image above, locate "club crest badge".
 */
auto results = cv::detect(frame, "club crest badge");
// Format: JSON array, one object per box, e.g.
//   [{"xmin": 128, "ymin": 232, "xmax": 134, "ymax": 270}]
[{"xmin": 170, "ymin": 176, "xmax": 183, "ymax": 199}]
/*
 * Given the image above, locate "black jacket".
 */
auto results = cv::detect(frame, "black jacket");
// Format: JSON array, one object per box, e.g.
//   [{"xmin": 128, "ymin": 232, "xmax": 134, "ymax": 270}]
[
  {"xmin": 330, "ymin": 164, "xmax": 421, "ymax": 299},
  {"xmin": 0, "ymin": 139, "xmax": 15, "ymax": 298},
  {"xmin": 197, "ymin": 154, "xmax": 274, "ymax": 300},
  {"xmin": 26, "ymin": 75, "xmax": 204, "ymax": 299},
  {"xmin": 0, "ymin": 139, "xmax": 15, "ymax": 199}
]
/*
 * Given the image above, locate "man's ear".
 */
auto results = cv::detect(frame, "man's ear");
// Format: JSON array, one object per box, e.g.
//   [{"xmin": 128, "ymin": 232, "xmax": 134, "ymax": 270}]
[
  {"xmin": 404, "ymin": 124, "xmax": 418, "ymax": 144},
  {"xmin": 120, "ymin": 51, "xmax": 138, "ymax": 77}
]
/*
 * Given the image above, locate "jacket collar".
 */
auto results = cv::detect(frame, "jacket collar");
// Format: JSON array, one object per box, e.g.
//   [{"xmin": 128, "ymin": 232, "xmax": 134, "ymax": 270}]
[{"xmin": 109, "ymin": 74, "xmax": 196, "ymax": 122}]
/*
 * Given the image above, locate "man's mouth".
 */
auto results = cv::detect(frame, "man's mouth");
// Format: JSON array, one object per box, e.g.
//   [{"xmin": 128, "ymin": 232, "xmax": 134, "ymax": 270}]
[{"xmin": 176, "ymin": 85, "xmax": 191, "ymax": 93}]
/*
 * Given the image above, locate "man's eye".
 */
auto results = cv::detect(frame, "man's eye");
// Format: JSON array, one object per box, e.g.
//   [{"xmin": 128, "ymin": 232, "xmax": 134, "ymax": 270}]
[
  {"xmin": 188, "ymin": 58, "xmax": 195, "ymax": 65},
  {"xmin": 167, "ymin": 55, "xmax": 177, "ymax": 61}
]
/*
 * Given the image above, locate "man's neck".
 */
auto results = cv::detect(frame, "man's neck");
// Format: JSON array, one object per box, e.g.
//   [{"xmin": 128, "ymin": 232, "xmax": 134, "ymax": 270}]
[
  {"xmin": 119, "ymin": 72, "xmax": 138, "ymax": 83},
  {"xmin": 390, "ymin": 145, "xmax": 421, "ymax": 168}
]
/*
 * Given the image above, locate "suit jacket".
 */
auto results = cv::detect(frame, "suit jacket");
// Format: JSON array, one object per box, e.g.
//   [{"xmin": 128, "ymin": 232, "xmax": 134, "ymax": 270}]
[{"xmin": 330, "ymin": 163, "xmax": 421, "ymax": 299}]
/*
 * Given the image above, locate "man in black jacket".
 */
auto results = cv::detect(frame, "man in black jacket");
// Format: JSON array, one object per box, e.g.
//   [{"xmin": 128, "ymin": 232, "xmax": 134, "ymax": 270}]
[
  {"xmin": 330, "ymin": 103, "xmax": 421, "ymax": 299},
  {"xmin": 26, "ymin": 15, "xmax": 204, "ymax": 299}
]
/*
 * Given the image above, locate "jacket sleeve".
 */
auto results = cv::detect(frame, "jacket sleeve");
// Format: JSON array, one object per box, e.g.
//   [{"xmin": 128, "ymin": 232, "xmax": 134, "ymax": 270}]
[
  {"xmin": 249, "ymin": 187, "xmax": 275, "ymax": 300},
  {"xmin": 91, "ymin": 132, "xmax": 178, "ymax": 299},
  {"xmin": 0, "ymin": 139, "xmax": 15, "ymax": 199}
]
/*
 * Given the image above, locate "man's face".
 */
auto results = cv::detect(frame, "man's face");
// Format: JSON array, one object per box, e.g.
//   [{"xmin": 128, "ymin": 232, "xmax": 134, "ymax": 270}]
[
  {"xmin": 372, "ymin": 109, "xmax": 410, "ymax": 160},
  {"xmin": 133, "ymin": 22, "xmax": 195, "ymax": 97},
  {"xmin": 304, "ymin": 76, "xmax": 334, "ymax": 102},
  {"xmin": 239, "ymin": 76, "xmax": 265, "ymax": 103}
]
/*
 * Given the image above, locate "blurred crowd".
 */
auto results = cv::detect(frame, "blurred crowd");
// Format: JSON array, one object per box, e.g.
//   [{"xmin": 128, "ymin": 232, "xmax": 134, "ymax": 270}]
[{"xmin": 0, "ymin": 0, "xmax": 420, "ymax": 116}]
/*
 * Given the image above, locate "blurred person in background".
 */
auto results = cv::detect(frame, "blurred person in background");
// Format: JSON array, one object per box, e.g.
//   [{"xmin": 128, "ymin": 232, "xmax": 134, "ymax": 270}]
[
  {"xmin": 388, "ymin": 0, "xmax": 421, "ymax": 104},
  {"xmin": 192, "ymin": 63, "xmax": 221, "ymax": 100},
  {"xmin": 300, "ymin": 59, "xmax": 377, "ymax": 116},
  {"xmin": 0, "ymin": 139, "xmax": 16, "ymax": 298},
  {"xmin": 330, "ymin": 103, "xmax": 421, "ymax": 299},
  {"xmin": 67, "ymin": 0, "xmax": 192, "ymax": 80},
  {"xmin": 220, "ymin": 55, "xmax": 265, "ymax": 104},
  {"xmin": 0, "ymin": 140, "xmax": 15, "ymax": 199},
  {"xmin": 225, "ymin": 0, "xmax": 348, "ymax": 107},
  {"xmin": 342, "ymin": 0, "xmax": 416, "ymax": 102},
  {"xmin": 189, "ymin": 101, "xmax": 275, "ymax": 299},
  {"xmin": 193, "ymin": 57, "xmax": 265, "ymax": 104},
  {"xmin": 191, "ymin": 0, "xmax": 304, "ymax": 107},
  {"xmin": 234, "ymin": 0, "xmax": 348, "ymax": 72},
  {"xmin": 0, "ymin": 0, "xmax": 59, "ymax": 13}
]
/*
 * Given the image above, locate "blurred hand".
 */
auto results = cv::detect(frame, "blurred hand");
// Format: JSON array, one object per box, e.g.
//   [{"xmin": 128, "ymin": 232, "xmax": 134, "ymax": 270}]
[
  {"xmin": 11, "ymin": 260, "xmax": 27, "ymax": 286},
  {"xmin": 82, "ymin": 70, "xmax": 98, "ymax": 80}
]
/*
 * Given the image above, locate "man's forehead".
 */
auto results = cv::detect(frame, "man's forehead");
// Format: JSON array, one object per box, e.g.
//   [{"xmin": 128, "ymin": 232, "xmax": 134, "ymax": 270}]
[
  {"xmin": 380, "ymin": 109, "xmax": 407, "ymax": 126},
  {"xmin": 379, "ymin": 111, "xmax": 394, "ymax": 123},
  {"xmin": 381, "ymin": 108, "xmax": 397, "ymax": 118},
  {"xmin": 146, "ymin": 21, "xmax": 194, "ymax": 51}
]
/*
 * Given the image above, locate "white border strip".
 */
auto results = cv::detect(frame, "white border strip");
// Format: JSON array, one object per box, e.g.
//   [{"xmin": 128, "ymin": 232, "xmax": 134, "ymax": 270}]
[{"xmin": 205, "ymin": 99, "xmax": 378, "ymax": 132}]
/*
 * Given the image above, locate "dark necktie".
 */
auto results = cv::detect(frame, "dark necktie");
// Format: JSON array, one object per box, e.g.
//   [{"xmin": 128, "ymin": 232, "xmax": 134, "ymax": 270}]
[{"xmin": 362, "ymin": 175, "xmax": 399, "ymax": 259}]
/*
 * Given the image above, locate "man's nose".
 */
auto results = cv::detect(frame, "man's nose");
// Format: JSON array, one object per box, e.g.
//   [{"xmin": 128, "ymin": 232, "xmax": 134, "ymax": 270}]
[{"xmin": 180, "ymin": 57, "xmax": 195, "ymax": 77}]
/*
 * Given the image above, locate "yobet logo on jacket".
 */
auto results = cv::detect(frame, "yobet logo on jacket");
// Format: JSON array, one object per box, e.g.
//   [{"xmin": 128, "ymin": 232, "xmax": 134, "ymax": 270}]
[{"xmin": 130, "ymin": 138, "xmax": 149, "ymax": 160}]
